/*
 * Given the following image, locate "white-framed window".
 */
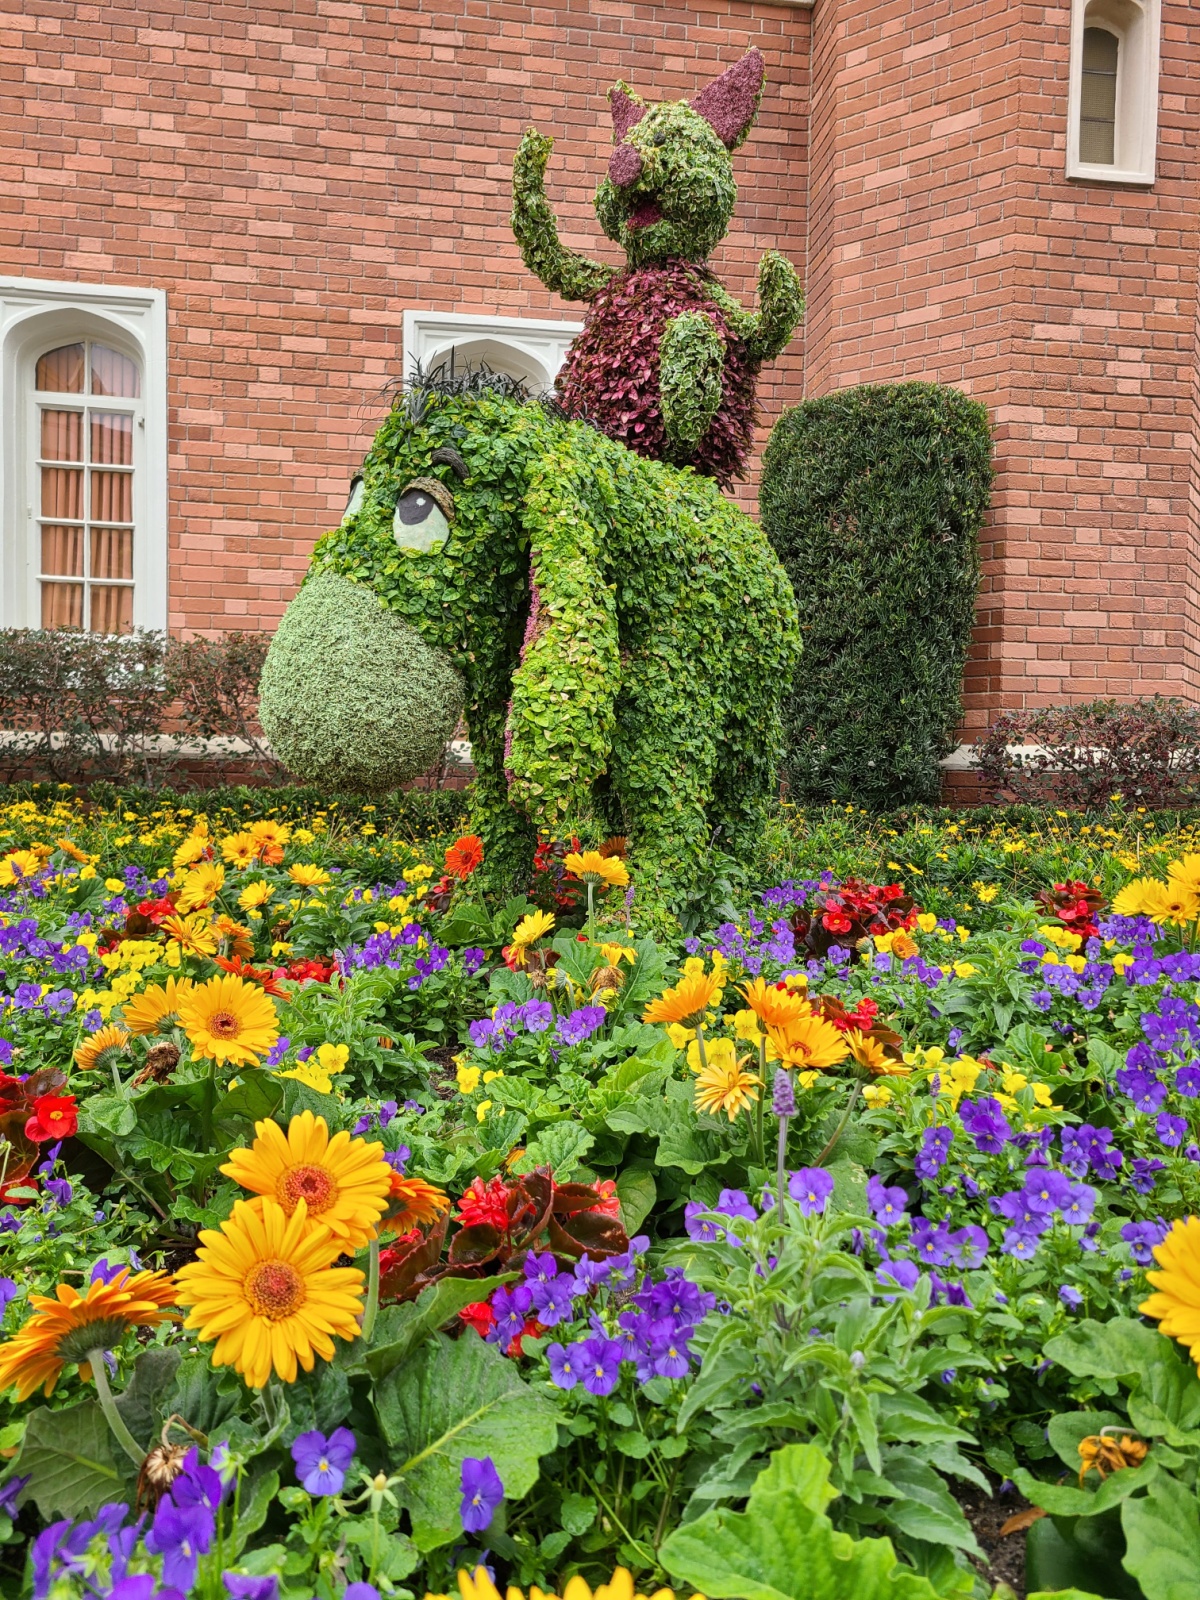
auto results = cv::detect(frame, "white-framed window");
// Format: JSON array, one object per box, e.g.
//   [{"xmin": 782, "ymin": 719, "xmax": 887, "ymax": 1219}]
[
  {"xmin": 403, "ymin": 310, "xmax": 582, "ymax": 393},
  {"xmin": 1, "ymin": 278, "xmax": 168, "ymax": 632},
  {"xmin": 1066, "ymin": 0, "xmax": 1161, "ymax": 184}
]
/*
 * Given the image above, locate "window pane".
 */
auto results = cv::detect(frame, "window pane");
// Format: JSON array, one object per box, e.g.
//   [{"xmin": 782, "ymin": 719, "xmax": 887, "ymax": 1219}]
[
  {"xmin": 91, "ymin": 470, "xmax": 133, "ymax": 524},
  {"xmin": 36, "ymin": 344, "xmax": 85, "ymax": 393},
  {"xmin": 90, "ymin": 585, "xmax": 134, "ymax": 635},
  {"xmin": 40, "ymin": 467, "xmax": 83, "ymax": 520},
  {"xmin": 90, "ymin": 345, "xmax": 140, "ymax": 398},
  {"xmin": 1080, "ymin": 27, "xmax": 1118, "ymax": 164},
  {"xmin": 91, "ymin": 411, "xmax": 133, "ymax": 465},
  {"xmin": 41, "ymin": 525, "xmax": 85, "ymax": 577},
  {"xmin": 91, "ymin": 527, "xmax": 134, "ymax": 580},
  {"xmin": 41, "ymin": 582, "xmax": 83, "ymax": 629},
  {"xmin": 40, "ymin": 409, "xmax": 83, "ymax": 462}
]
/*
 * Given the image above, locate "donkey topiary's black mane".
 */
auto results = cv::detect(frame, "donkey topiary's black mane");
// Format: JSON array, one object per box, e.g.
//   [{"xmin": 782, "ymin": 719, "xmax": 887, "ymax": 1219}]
[{"xmin": 384, "ymin": 358, "xmax": 593, "ymax": 429}]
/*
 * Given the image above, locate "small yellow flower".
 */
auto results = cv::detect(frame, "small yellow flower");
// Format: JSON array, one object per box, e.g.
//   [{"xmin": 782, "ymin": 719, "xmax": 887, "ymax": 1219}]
[
  {"xmin": 666, "ymin": 1023, "xmax": 695, "ymax": 1050},
  {"xmin": 476, "ymin": 1099, "xmax": 492, "ymax": 1122},
  {"xmin": 278, "ymin": 1061, "xmax": 333, "ymax": 1095},
  {"xmin": 1032, "ymin": 1083, "xmax": 1054, "ymax": 1107},
  {"xmin": 953, "ymin": 962, "xmax": 977, "ymax": 979},
  {"xmin": 457, "ymin": 1064, "xmax": 482, "ymax": 1095},
  {"xmin": 686, "ymin": 1036, "xmax": 739, "ymax": 1076},
  {"xmin": 732, "ymin": 1008, "xmax": 763, "ymax": 1043},
  {"xmin": 861, "ymin": 1084, "xmax": 893, "ymax": 1108},
  {"xmin": 974, "ymin": 884, "xmax": 999, "ymax": 903},
  {"xmin": 315, "ymin": 1043, "xmax": 350, "ymax": 1076},
  {"xmin": 238, "ymin": 881, "xmax": 275, "ymax": 912},
  {"xmin": 694, "ymin": 1057, "xmax": 760, "ymax": 1121},
  {"xmin": 916, "ymin": 913, "xmax": 938, "ymax": 933},
  {"xmin": 104, "ymin": 877, "xmax": 125, "ymax": 894},
  {"xmin": 289, "ymin": 863, "xmax": 331, "ymax": 887}
]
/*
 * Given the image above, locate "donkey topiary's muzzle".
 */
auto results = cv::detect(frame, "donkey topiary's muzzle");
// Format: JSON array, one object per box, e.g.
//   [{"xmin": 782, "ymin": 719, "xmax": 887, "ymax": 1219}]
[{"xmin": 259, "ymin": 570, "xmax": 465, "ymax": 794}]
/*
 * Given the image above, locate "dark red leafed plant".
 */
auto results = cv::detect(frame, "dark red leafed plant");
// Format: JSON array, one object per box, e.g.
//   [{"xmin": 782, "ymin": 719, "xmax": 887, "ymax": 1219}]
[
  {"xmin": 0, "ymin": 1067, "xmax": 70, "ymax": 1203},
  {"xmin": 792, "ymin": 877, "xmax": 920, "ymax": 958},
  {"xmin": 529, "ymin": 835, "xmax": 586, "ymax": 917},
  {"xmin": 377, "ymin": 1167, "xmax": 629, "ymax": 1306},
  {"xmin": 1036, "ymin": 881, "xmax": 1105, "ymax": 942}
]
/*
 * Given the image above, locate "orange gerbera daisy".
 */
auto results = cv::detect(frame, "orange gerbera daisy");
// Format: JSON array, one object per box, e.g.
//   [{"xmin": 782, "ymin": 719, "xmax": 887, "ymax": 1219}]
[
  {"xmin": 378, "ymin": 1172, "xmax": 451, "ymax": 1236},
  {"xmin": 844, "ymin": 1029, "xmax": 911, "ymax": 1077},
  {"xmin": 738, "ymin": 976, "xmax": 811, "ymax": 1030},
  {"xmin": 444, "ymin": 834, "xmax": 484, "ymax": 880},
  {"xmin": 221, "ymin": 1110, "xmax": 393, "ymax": 1251},
  {"xmin": 0, "ymin": 1269, "xmax": 178, "ymax": 1401},
  {"xmin": 643, "ymin": 971, "xmax": 723, "ymax": 1029},
  {"xmin": 74, "ymin": 1024, "xmax": 130, "ymax": 1072}
]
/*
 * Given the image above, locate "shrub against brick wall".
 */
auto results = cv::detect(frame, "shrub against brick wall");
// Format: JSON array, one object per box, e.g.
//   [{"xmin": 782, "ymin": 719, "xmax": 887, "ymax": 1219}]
[
  {"xmin": 760, "ymin": 382, "xmax": 993, "ymax": 807},
  {"xmin": 0, "ymin": 629, "xmax": 281, "ymax": 786}
]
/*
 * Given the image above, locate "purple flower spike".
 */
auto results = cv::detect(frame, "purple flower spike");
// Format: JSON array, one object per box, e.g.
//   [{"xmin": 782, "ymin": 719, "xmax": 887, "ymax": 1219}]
[{"xmin": 460, "ymin": 1456, "xmax": 504, "ymax": 1533}]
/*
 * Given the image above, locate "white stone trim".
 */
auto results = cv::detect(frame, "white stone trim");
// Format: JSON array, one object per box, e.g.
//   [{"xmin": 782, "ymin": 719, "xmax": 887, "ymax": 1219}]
[
  {"xmin": 0, "ymin": 277, "xmax": 168, "ymax": 631},
  {"xmin": 403, "ymin": 310, "xmax": 582, "ymax": 394},
  {"xmin": 1065, "ymin": 0, "xmax": 1160, "ymax": 185}
]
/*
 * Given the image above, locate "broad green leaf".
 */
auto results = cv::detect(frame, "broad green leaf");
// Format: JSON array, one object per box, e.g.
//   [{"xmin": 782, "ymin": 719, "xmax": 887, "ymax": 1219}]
[
  {"xmin": 162, "ymin": 1353, "xmax": 244, "ymax": 1439},
  {"xmin": 879, "ymin": 1456, "xmax": 981, "ymax": 1556},
  {"xmin": 1025, "ymin": 1507, "xmax": 1139, "ymax": 1599},
  {"xmin": 1045, "ymin": 1410, "xmax": 1126, "ymax": 1473},
  {"xmin": 1044, "ymin": 1317, "xmax": 1165, "ymax": 1382},
  {"xmin": 660, "ymin": 1443, "xmax": 941, "ymax": 1600},
  {"xmin": 229, "ymin": 1469, "xmax": 280, "ymax": 1559},
  {"xmin": 114, "ymin": 1347, "xmax": 182, "ymax": 1452},
  {"xmin": 215, "ymin": 1071, "xmax": 284, "ymax": 1130},
  {"xmin": 79, "ymin": 1093, "xmax": 137, "ymax": 1138},
  {"xmin": 16, "ymin": 1401, "xmax": 127, "ymax": 1519},
  {"xmin": 876, "ymin": 1392, "xmax": 974, "ymax": 1447},
  {"xmin": 365, "ymin": 1274, "xmax": 515, "ymax": 1381},
  {"xmin": 373, "ymin": 1330, "xmax": 559, "ymax": 1531},
  {"xmin": 1015, "ymin": 1460, "xmax": 1159, "ymax": 1517},
  {"xmin": 513, "ymin": 1121, "xmax": 594, "ymax": 1178},
  {"xmin": 559, "ymin": 1492, "xmax": 597, "ymax": 1536},
  {"xmin": 1027, "ymin": 1592, "xmax": 1107, "ymax": 1600},
  {"xmin": 1122, "ymin": 1471, "xmax": 1200, "ymax": 1600},
  {"xmin": 615, "ymin": 1165, "xmax": 657, "ymax": 1234}
]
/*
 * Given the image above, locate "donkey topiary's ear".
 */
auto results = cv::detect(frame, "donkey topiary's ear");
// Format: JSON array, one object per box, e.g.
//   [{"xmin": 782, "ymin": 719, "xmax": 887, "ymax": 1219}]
[
  {"xmin": 608, "ymin": 81, "xmax": 646, "ymax": 143},
  {"xmin": 690, "ymin": 47, "xmax": 765, "ymax": 150}
]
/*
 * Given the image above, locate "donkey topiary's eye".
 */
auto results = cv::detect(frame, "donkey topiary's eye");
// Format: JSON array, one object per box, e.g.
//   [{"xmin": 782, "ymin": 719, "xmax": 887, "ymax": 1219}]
[
  {"xmin": 341, "ymin": 474, "xmax": 365, "ymax": 524},
  {"xmin": 652, "ymin": 130, "xmax": 667, "ymax": 146},
  {"xmin": 393, "ymin": 477, "xmax": 454, "ymax": 554}
]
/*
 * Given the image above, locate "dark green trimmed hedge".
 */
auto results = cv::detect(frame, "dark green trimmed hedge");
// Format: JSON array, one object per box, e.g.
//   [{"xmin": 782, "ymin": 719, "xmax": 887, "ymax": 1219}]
[{"xmin": 760, "ymin": 382, "xmax": 992, "ymax": 807}]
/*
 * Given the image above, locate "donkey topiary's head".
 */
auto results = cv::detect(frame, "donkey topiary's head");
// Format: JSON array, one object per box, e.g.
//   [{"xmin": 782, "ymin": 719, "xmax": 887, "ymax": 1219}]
[{"xmin": 593, "ymin": 49, "xmax": 765, "ymax": 268}]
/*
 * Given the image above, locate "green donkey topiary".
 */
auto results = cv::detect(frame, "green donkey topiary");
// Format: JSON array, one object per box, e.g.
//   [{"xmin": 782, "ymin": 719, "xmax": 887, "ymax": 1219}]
[
  {"xmin": 512, "ymin": 48, "xmax": 804, "ymax": 488},
  {"xmin": 258, "ymin": 374, "xmax": 800, "ymax": 917}
]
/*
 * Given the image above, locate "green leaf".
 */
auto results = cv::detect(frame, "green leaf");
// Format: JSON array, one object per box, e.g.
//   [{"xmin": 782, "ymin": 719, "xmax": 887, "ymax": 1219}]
[
  {"xmin": 114, "ymin": 1347, "xmax": 183, "ymax": 1452},
  {"xmin": 373, "ymin": 1330, "xmax": 560, "ymax": 1530},
  {"xmin": 1044, "ymin": 1318, "xmax": 1165, "ymax": 1382},
  {"xmin": 559, "ymin": 1492, "xmax": 597, "ymax": 1536},
  {"xmin": 512, "ymin": 1121, "xmax": 594, "ymax": 1179},
  {"xmin": 1026, "ymin": 1514, "xmax": 1141, "ymax": 1600},
  {"xmin": 879, "ymin": 1456, "xmax": 981, "ymax": 1556},
  {"xmin": 365, "ymin": 1274, "xmax": 515, "ymax": 1381},
  {"xmin": 1121, "ymin": 1471, "xmax": 1200, "ymax": 1600},
  {"xmin": 79, "ymin": 1093, "xmax": 138, "ymax": 1138},
  {"xmin": 615, "ymin": 1166, "xmax": 657, "ymax": 1234},
  {"xmin": 659, "ymin": 1443, "xmax": 942, "ymax": 1600},
  {"xmin": 1045, "ymin": 1411, "xmax": 1125, "ymax": 1473},
  {"xmin": 215, "ymin": 1071, "xmax": 284, "ymax": 1130},
  {"xmin": 16, "ymin": 1401, "xmax": 127, "ymax": 1519},
  {"xmin": 230, "ymin": 1469, "xmax": 280, "ymax": 1560},
  {"xmin": 1015, "ymin": 1460, "xmax": 1159, "ymax": 1517},
  {"xmin": 162, "ymin": 1353, "xmax": 244, "ymax": 1439}
]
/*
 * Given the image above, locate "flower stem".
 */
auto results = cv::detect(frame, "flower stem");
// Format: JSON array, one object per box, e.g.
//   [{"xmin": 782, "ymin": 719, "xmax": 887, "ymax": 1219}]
[
  {"xmin": 814, "ymin": 1084, "xmax": 860, "ymax": 1168},
  {"xmin": 361, "ymin": 1236, "xmax": 381, "ymax": 1343},
  {"xmin": 693, "ymin": 1023, "xmax": 710, "ymax": 1072},
  {"xmin": 754, "ymin": 1038, "xmax": 767, "ymax": 1166},
  {"xmin": 775, "ymin": 1071, "xmax": 792, "ymax": 1213},
  {"xmin": 88, "ymin": 1349, "xmax": 145, "ymax": 1467},
  {"xmin": 586, "ymin": 881, "xmax": 595, "ymax": 941}
]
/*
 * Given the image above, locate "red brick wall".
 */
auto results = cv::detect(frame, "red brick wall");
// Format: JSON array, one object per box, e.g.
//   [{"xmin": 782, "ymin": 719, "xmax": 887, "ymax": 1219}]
[
  {"xmin": 803, "ymin": 0, "xmax": 1200, "ymax": 730},
  {"xmin": 1, "ymin": 0, "xmax": 810, "ymax": 633}
]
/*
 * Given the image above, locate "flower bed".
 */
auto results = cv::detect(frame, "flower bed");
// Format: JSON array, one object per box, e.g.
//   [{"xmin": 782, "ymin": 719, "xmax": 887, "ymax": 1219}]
[{"xmin": 2, "ymin": 789, "xmax": 1200, "ymax": 1600}]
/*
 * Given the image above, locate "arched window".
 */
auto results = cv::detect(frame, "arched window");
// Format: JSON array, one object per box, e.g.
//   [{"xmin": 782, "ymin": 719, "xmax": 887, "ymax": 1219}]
[
  {"xmin": 34, "ymin": 339, "xmax": 141, "ymax": 632},
  {"xmin": 403, "ymin": 311, "xmax": 582, "ymax": 399},
  {"xmin": 1067, "ymin": 0, "xmax": 1160, "ymax": 184},
  {"xmin": 0, "ymin": 279, "xmax": 167, "ymax": 633}
]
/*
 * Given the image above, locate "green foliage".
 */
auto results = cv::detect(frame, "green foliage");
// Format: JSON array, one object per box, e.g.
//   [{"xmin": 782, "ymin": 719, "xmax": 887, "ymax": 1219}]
[
  {"xmin": 660, "ymin": 312, "xmax": 725, "ymax": 456},
  {"xmin": 659, "ymin": 1444, "xmax": 944, "ymax": 1600},
  {"xmin": 760, "ymin": 383, "xmax": 993, "ymax": 807},
  {"xmin": 258, "ymin": 569, "xmax": 466, "ymax": 795},
  {"xmin": 511, "ymin": 130, "xmax": 616, "ymax": 303},
  {"xmin": 15, "ymin": 1402, "xmax": 127, "ymax": 1519},
  {"xmin": 296, "ymin": 386, "xmax": 800, "ymax": 913}
]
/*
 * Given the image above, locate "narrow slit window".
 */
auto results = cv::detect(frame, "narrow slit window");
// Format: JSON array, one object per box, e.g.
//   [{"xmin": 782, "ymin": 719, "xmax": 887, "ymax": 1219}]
[
  {"xmin": 1079, "ymin": 26, "xmax": 1119, "ymax": 165},
  {"xmin": 34, "ymin": 340, "xmax": 140, "ymax": 634}
]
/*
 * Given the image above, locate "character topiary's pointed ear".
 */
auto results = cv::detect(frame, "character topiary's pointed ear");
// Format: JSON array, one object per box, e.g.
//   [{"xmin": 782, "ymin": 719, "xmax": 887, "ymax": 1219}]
[
  {"xmin": 608, "ymin": 81, "xmax": 646, "ymax": 143},
  {"xmin": 690, "ymin": 47, "xmax": 765, "ymax": 149}
]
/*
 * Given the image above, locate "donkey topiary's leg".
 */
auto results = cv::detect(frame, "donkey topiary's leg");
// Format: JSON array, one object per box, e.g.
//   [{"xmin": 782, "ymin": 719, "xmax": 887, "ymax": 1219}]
[{"xmin": 466, "ymin": 694, "xmax": 536, "ymax": 895}]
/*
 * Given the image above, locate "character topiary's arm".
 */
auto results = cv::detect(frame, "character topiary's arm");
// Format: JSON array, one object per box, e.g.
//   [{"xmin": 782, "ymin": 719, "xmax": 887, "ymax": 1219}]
[
  {"xmin": 506, "ymin": 442, "xmax": 621, "ymax": 826},
  {"xmin": 704, "ymin": 251, "xmax": 805, "ymax": 364},
  {"xmin": 660, "ymin": 312, "xmax": 726, "ymax": 460},
  {"xmin": 512, "ymin": 130, "xmax": 615, "ymax": 303}
]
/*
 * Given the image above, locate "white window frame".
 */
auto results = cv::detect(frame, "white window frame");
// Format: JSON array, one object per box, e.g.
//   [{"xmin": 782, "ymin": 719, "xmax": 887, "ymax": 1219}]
[
  {"xmin": 0, "ymin": 278, "xmax": 168, "ymax": 631},
  {"xmin": 1066, "ymin": 0, "xmax": 1160, "ymax": 185},
  {"xmin": 403, "ymin": 310, "xmax": 582, "ymax": 394}
]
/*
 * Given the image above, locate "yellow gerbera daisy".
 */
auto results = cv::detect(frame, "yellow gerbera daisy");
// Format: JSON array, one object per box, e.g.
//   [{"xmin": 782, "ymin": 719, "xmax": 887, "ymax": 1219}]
[
  {"xmin": 73, "ymin": 1023, "xmax": 131, "ymax": 1072},
  {"xmin": 1141, "ymin": 1216, "xmax": 1200, "ymax": 1369},
  {"xmin": 844, "ymin": 1029, "xmax": 910, "ymax": 1076},
  {"xmin": 426, "ymin": 1565, "xmax": 704, "ymax": 1600},
  {"xmin": 1141, "ymin": 878, "xmax": 1200, "ymax": 927},
  {"xmin": 378, "ymin": 1173, "xmax": 451, "ymax": 1236},
  {"xmin": 248, "ymin": 820, "xmax": 290, "ymax": 849},
  {"xmin": 1168, "ymin": 854, "xmax": 1200, "ymax": 899},
  {"xmin": 0, "ymin": 1269, "xmax": 178, "ymax": 1401},
  {"xmin": 765, "ymin": 1013, "xmax": 851, "ymax": 1072},
  {"xmin": 177, "ymin": 973, "xmax": 279, "ymax": 1066},
  {"xmin": 162, "ymin": 913, "xmax": 219, "ymax": 959},
  {"xmin": 694, "ymin": 1055, "xmax": 760, "ymax": 1121},
  {"xmin": 643, "ymin": 970, "xmax": 723, "ymax": 1029},
  {"xmin": 289, "ymin": 863, "xmax": 332, "ymax": 887},
  {"xmin": 563, "ymin": 850, "xmax": 630, "ymax": 890},
  {"xmin": 221, "ymin": 1110, "xmax": 392, "ymax": 1250},
  {"xmin": 121, "ymin": 976, "xmax": 195, "ymax": 1036},
  {"xmin": 738, "ymin": 975, "xmax": 811, "ymax": 1029},
  {"xmin": 175, "ymin": 861, "xmax": 225, "ymax": 913},
  {"xmin": 238, "ymin": 881, "xmax": 275, "ymax": 912},
  {"xmin": 220, "ymin": 831, "xmax": 260, "ymax": 869},
  {"xmin": 172, "ymin": 830, "xmax": 209, "ymax": 869},
  {"xmin": 506, "ymin": 910, "xmax": 555, "ymax": 967},
  {"xmin": 0, "ymin": 849, "xmax": 42, "ymax": 887},
  {"xmin": 174, "ymin": 1196, "xmax": 364, "ymax": 1388}
]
